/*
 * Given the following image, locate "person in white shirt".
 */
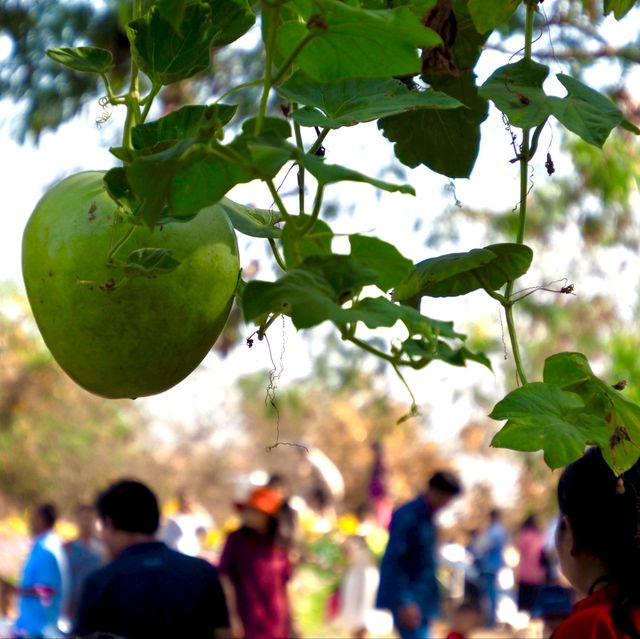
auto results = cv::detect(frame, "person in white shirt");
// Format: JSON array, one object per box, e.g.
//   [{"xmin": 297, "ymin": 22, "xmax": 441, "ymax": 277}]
[{"xmin": 160, "ymin": 489, "xmax": 212, "ymax": 557}]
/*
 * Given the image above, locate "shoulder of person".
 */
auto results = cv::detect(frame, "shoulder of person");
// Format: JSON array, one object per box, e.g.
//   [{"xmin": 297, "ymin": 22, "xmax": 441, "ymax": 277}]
[{"xmin": 551, "ymin": 604, "xmax": 621, "ymax": 639}]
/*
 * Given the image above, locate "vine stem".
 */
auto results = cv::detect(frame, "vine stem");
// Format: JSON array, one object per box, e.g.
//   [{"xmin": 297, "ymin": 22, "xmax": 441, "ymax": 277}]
[
  {"xmin": 122, "ymin": 0, "xmax": 142, "ymax": 149},
  {"xmin": 255, "ymin": 3, "xmax": 281, "ymax": 136},
  {"xmin": 501, "ymin": 0, "xmax": 537, "ymax": 386},
  {"xmin": 293, "ymin": 117, "xmax": 306, "ymax": 215}
]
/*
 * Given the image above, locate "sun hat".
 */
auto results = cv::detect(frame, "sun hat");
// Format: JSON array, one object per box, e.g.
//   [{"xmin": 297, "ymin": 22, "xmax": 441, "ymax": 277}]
[{"xmin": 239, "ymin": 486, "xmax": 283, "ymax": 517}]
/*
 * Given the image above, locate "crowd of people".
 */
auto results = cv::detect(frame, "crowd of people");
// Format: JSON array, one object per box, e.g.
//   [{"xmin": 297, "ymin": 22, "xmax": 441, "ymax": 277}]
[{"xmin": 2, "ymin": 447, "xmax": 640, "ymax": 638}]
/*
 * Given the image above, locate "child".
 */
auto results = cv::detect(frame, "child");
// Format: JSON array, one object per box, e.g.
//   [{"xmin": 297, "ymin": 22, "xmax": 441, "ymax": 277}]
[
  {"xmin": 551, "ymin": 447, "xmax": 640, "ymax": 639},
  {"xmin": 445, "ymin": 601, "xmax": 482, "ymax": 639}
]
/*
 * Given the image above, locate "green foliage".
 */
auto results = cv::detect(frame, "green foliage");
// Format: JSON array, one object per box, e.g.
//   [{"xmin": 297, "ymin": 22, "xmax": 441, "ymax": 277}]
[
  {"xmin": 468, "ymin": 0, "xmax": 521, "ymax": 33},
  {"xmin": 279, "ymin": 74, "xmax": 462, "ymax": 128},
  {"xmin": 393, "ymin": 244, "xmax": 533, "ymax": 303},
  {"xmin": 480, "ymin": 60, "xmax": 639, "ymax": 145},
  {"xmin": 277, "ymin": 2, "xmax": 441, "ymax": 81},
  {"xmin": 17, "ymin": 0, "xmax": 640, "ymax": 473}
]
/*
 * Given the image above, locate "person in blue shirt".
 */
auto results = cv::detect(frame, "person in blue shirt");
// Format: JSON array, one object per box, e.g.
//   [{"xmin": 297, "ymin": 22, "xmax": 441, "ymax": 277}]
[
  {"xmin": 376, "ymin": 471, "xmax": 462, "ymax": 639},
  {"xmin": 472, "ymin": 509, "xmax": 508, "ymax": 627},
  {"xmin": 13, "ymin": 503, "xmax": 69, "ymax": 639}
]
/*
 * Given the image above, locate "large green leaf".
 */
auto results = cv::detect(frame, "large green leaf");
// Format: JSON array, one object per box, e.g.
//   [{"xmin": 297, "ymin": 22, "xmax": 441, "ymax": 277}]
[
  {"xmin": 281, "ymin": 216, "xmax": 334, "ymax": 268},
  {"xmin": 468, "ymin": 0, "xmax": 521, "ymax": 34},
  {"xmin": 543, "ymin": 351, "xmax": 640, "ymax": 473},
  {"xmin": 132, "ymin": 104, "xmax": 237, "ymax": 150},
  {"xmin": 218, "ymin": 199, "xmax": 283, "ymax": 239},
  {"xmin": 46, "ymin": 47, "xmax": 113, "ymax": 75},
  {"xmin": 127, "ymin": 4, "xmax": 216, "ymax": 85},
  {"xmin": 490, "ymin": 382, "xmax": 608, "ymax": 469},
  {"xmin": 279, "ymin": 74, "xmax": 461, "ymax": 129},
  {"xmin": 603, "ymin": 0, "xmax": 639, "ymax": 19},
  {"xmin": 297, "ymin": 153, "xmax": 415, "ymax": 194},
  {"xmin": 207, "ymin": 0, "xmax": 256, "ymax": 47},
  {"xmin": 548, "ymin": 75, "xmax": 626, "ymax": 148},
  {"xmin": 277, "ymin": 1, "xmax": 441, "ymax": 81},
  {"xmin": 393, "ymin": 243, "xmax": 533, "ymax": 302},
  {"xmin": 349, "ymin": 235, "xmax": 413, "ymax": 292},
  {"xmin": 479, "ymin": 58, "xmax": 552, "ymax": 129},
  {"xmin": 380, "ymin": 72, "xmax": 488, "ymax": 178}
]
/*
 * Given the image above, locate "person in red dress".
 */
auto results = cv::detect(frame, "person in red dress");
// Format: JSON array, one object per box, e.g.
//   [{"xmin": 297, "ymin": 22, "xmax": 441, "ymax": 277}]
[
  {"xmin": 551, "ymin": 447, "xmax": 640, "ymax": 639},
  {"xmin": 219, "ymin": 486, "xmax": 294, "ymax": 639}
]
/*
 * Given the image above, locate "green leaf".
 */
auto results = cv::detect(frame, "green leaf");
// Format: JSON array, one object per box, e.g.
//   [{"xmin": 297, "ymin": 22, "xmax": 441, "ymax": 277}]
[
  {"xmin": 103, "ymin": 168, "xmax": 138, "ymax": 216},
  {"xmin": 479, "ymin": 58, "xmax": 552, "ymax": 129},
  {"xmin": 123, "ymin": 248, "xmax": 181, "ymax": 278},
  {"xmin": 401, "ymin": 338, "xmax": 492, "ymax": 370},
  {"xmin": 349, "ymin": 235, "xmax": 414, "ymax": 292},
  {"xmin": 603, "ymin": 0, "xmax": 638, "ymax": 19},
  {"xmin": 543, "ymin": 352, "xmax": 594, "ymax": 389},
  {"xmin": 543, "ymin": 351, "xmax": 640, "ymax": 473},
  {"xmin": 46, "ymin": 47, "xmax": 113, "ymax": 75},
  {"xmin": 301, "ymin": 255, "xmax": 379, "ymax": 302},
  {"xmin": 207, "ymin": 0, "xmax": 256, "ymax": 47},
  {"xmin": 132, "ymin": 104, "xmax": 237, "ymax": 150},
  {"xmin": 490, "ymin": 382, "xmax": 608, "ymax": 469},
  {"xmin": 218, "ymin": 199, "xmax": 282, "ymax": 239},
  {"xmin": 156, "ymin": 0, "xmax": 190, "ymax": 33},
  {"xmin": 277, "ymin": 2, "xmax": 441, "ymax": 81},
  {"xmin": 393, "ymin": 243, "xmax": 533, "ymax": 302},
  {"xmin": 297, "ymin": 153, "xmax": 415, "ymax": 194},
  {"xmin": 127, "ymin": 4, "xmax": 216, "ymax": 85},
  {"xmin": 281, "ymin": 216, "xmax": 334, "ymax": 268},
  {"xmin": 279, "ymin": 74, "xmax": 461, "ymax": 129},
  {"xmin": 242, "ymin": 269, "xmax": 341, "ymax": 329},
  {"xmin": 468, "ymin": 0, "xmax": 522, "ymax": 34},
  {"xmin": 168, "ymin": 145, "xmax": 253, "ymax": 217},
  {"xmin": 380, "ymin": 72, "xmax": 489, "ymax": 178},
  {"xmin": 548, "ymin": 75, "xmax": 625, "ymax": 148}
]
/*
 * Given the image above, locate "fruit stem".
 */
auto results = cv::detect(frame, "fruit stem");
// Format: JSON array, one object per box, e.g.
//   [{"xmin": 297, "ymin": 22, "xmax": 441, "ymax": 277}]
[{"xmin": 108, "ymin": 225, "xmax": 137, "ymax": 263}]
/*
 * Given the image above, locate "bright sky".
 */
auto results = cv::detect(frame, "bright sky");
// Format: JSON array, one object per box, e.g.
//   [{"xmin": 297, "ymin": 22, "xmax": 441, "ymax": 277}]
[{"xmin": 2, "ymin": 10, "xmax": 640, "ymax": 504}]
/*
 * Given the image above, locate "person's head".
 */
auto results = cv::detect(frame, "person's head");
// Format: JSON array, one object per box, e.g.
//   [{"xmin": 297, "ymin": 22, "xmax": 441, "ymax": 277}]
[
  {"xmin": 176, "ymin": 488, "xmax": 195, "ymax": 514},
  {"xmin": 29, "ymin": 503, "xmax": 57, "ymax": 537},
  {"xmin": 239, "ymin": 486, "xmax": 282, "ymax": 536},
  {"xmin": 489, "ymin": 508, "xmax": 501, "ymax": 523},
  {"xmin": 75, "ymin": 503, "xmax": 98, "ymax": 539},
  {"xmin": 425, "ymin": 470, "xmax": 462, "ymax": 512},
  {"xmin": 267, "ymin": 473, "xmax": 290, "ymax": 498},
  {"xmin": 96, "ymin": 479, "xmax": 160, "ymax": 559},
  {"xmin": 521, "ymin": 514, "xmax": 538, "ymax": 531},
  {"xmin": 556, "ymin": 447, "xmax": 640, "ymax": 638}
]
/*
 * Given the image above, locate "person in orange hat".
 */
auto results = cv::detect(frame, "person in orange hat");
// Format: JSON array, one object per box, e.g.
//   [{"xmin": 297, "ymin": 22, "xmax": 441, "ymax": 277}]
[{"xmin": 219, "ymin": 486, "xmax": 296, "ymax": 639}]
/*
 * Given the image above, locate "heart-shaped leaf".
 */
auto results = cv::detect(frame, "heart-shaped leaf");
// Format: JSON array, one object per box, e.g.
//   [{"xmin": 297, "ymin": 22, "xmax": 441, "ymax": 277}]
[
  {"xmin": 479, "ymin": 58, "xmax": 552, "ymax": 129},
  {"xmin": 490, "ymin": 382, "xmax": 608, "ymax": 469}
]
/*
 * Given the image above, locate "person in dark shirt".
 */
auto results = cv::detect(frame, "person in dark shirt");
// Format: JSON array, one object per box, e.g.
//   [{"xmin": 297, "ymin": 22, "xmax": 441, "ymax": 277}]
[
  {"xmin": 74, "ymin": 479, "xmax": 231, "ymax": 639},
  {"xmin": 376, "ymin": 470, "xmax": 462, "ymax": 639}
]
